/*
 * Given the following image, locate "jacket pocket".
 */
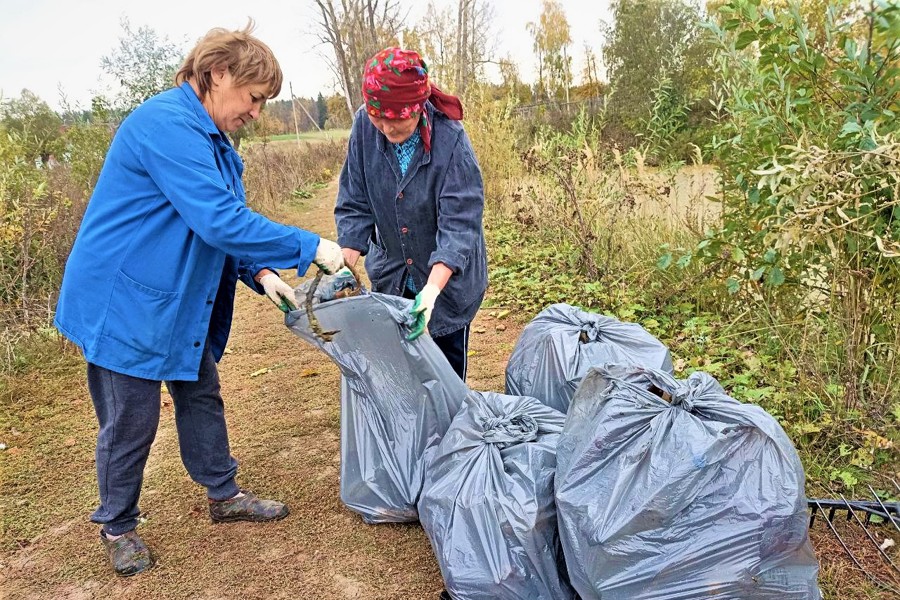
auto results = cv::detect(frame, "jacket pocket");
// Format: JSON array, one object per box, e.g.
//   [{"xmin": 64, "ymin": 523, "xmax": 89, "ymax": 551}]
[
  {"xmin": 365, "ymin": 239, "xmax": 390, "ymax": 291},
  {"xmin": 101, "ymin": 271, "xmax": 180, "ymax": 358}
]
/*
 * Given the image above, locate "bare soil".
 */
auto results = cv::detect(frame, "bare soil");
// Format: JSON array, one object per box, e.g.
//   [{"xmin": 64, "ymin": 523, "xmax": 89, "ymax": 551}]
[{"xmin": 1, "ymin": 179, "xmax": 896, "ymax": 599}]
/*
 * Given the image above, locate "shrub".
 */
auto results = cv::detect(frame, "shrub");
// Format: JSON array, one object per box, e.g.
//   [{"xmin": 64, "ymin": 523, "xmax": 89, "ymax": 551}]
[
  {"xmin": 0, "ymin": 119, "xmax": 111, "ymax": 372},
  {"xmin": 694, "ymin": 0, "xmax": 900, "ymax": 409}
]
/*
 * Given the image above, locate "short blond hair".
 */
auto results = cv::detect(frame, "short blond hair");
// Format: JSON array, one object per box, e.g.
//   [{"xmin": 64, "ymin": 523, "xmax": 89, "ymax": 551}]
[{"xmin": 175, "ymin": 19, "xmax": 283, "ymax": 99}]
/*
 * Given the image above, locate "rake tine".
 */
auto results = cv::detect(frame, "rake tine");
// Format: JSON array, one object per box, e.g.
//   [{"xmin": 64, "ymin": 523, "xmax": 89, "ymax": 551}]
[
  {"xmin": 809, "ymin": 503, "xmax": 818, "ymax": 529},
  {"xmin": 868, "ymin": 485, "xmax": 900, "ymax": 535},
  {"xmin": 814, "ymin": 501, "xmax": 900, "ymax": 595},
  {"xmin": 839, "ymin": 493, "xmax": 900, "ymax": 575}
]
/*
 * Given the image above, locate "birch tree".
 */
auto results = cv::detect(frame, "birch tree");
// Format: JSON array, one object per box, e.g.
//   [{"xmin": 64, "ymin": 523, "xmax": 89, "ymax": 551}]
[{"xmin": 527, "ymin": 0, "xmax": 573, "ymax": 101}]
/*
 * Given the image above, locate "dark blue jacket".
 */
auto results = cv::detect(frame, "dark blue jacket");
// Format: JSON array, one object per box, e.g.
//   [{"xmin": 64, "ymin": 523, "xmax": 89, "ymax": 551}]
[
  {"xmin": 335, "ymin": 104, "xmax": 487, "ymax": 336},
  {"xmin": 54, "ymin": 83, "xmax": 320, "ymax": 381}
]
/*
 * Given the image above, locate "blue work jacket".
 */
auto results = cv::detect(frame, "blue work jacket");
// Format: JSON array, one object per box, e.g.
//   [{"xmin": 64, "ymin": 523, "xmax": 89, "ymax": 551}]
[
  {"xmin": 335, "ymin": 104, "xmax": 488, "ymax": 337},
  {"xmin": 54, "ymin": 83, "xmax": 320, "ymax": 381}
]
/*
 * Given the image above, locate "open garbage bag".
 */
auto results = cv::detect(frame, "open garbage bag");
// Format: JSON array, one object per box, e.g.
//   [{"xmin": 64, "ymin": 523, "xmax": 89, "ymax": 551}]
[
  {"xmin": 286, "ymin": 287, "xmax": 467, "ymax": 523},
  {"xmin": 419, "ymin": 391, "xmax": 576, "ymax": 600},
  {"xmin": 554, "ymin": 366, "xmax": 821, "ymax": 600},
  {"xmin": 505, "ymin": 303, "xmax": 673, "ymax": 414}
]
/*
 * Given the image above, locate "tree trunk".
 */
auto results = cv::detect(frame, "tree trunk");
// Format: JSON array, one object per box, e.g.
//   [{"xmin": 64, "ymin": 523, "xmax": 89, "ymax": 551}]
[
  {"xmin": 314, "ymin": 0, "xmax": 356, "ymax": 119},
  {"xmin": 455, "ymin": 0, "xmax": 468, "ymax": 93}
]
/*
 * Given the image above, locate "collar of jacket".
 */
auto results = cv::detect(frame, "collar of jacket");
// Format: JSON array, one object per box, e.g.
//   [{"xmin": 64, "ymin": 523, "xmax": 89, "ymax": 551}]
[{"xmin": 178, "ymin": 81, "xmax": 224, "ymax": 137}]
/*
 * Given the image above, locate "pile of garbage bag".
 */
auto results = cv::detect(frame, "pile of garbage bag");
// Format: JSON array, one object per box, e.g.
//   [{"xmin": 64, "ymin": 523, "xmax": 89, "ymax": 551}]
[{"xmin": 286, "ymin": 284, "xmax": 820, "ymax": 599}]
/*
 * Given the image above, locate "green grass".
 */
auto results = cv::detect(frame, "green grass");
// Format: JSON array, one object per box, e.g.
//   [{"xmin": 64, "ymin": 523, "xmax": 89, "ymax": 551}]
[{"xmin": 260, "ymin": 130, "xmax": 351, "ymax": 144}]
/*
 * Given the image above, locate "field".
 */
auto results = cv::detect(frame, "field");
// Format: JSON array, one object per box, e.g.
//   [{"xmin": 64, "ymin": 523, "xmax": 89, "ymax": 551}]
[{"xmin": 262, "ymin": 130, "xmax": 351, "ymax": 144}]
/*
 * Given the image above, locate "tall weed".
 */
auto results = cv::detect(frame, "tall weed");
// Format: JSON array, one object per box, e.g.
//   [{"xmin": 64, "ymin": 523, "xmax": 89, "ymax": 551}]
[{"xmin": 462, "ymin": 87, "xmax": 526, "ymax": 207}]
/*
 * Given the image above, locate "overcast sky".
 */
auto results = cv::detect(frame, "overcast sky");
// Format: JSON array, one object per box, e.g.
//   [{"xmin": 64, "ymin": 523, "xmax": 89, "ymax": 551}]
[{"xmin": 0, "ymin": 0, "xmax": 611, "ymax": 111}]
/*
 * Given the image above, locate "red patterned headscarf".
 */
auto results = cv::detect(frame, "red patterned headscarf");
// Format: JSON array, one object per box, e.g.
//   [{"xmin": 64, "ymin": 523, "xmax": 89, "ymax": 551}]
[{"xmin": 362, "ymin": 47, "xmax": 463, "ymax": 152}]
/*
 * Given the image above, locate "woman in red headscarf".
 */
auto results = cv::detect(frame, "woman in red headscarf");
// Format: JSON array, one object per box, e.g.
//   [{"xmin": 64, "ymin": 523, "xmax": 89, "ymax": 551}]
[{"xmin": 335, "ymin": 47, "xmax": 487, "ymax": 380}]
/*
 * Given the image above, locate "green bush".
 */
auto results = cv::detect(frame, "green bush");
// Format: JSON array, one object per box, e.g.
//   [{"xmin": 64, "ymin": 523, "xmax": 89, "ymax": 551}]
[{"xmin": 694, "ymin": 0, "xmax": 900, "ymax": 411}]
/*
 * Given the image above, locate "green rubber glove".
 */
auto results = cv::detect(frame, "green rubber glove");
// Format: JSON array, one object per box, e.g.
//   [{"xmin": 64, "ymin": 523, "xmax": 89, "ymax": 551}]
[{"xmin": 407, "ymin": 283, "xmax": 441, "ymax": 341}]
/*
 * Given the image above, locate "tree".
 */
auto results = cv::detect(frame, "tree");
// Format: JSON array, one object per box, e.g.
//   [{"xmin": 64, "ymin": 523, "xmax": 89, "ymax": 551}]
[
  {"xmin": 260, "ymin": 99, "xmax": 296, "ymax": 133},
  {"xmin": 405, "ymin": 0, "xmax": 496, "ymax": 95},
  {"xmin": 1, "ymin": 89, "xmax": 63, "ymax": 165},
  {"xmin": 577, "ymin": 45, "xmax": 603, "ymax": 99},
  {"xmin": 325, "ymin": 94, "xmax": 353, "ymax": 129},
  {"xmin": 602, "ymin": 0, "xmax": 711, "ymax": 131},
  {"xmin": 527, "ymin": 0, "xmax": 573, "ymax": 101},
  {"xmin": 695, "ymin": 0, "xmax": 900, "ymax": 407},
  {"xmin": 101, "ymin": 18, "xmax": 184, "ymax": 113},
  {"xmin": 409, "ymin": 1, "xmax": 458, "ymax": 85},
  {"xmin": 315, "ymin": 93, "xmax": 328, "ymax": 129},
  {"xmin": 496, "ymin": 54, "xmax": 533, "ymax": 103},
  {"xmin": 254, "ymin": 110, "xmax": 283, "ymax": 139},
  {"xmin": 311, "ymin": 0, "xmax": 404, "ymax": 119}
]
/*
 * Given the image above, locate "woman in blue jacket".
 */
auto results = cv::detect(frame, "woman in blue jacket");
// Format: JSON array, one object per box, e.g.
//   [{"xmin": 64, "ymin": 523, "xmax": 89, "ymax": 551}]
[
  {"xmin": 54, "ymin": 23, "xmax": 344, "ymax": 576},
  {"xmin": 335, "ymin": 47, "xmax": 488, "ymax": 381}
]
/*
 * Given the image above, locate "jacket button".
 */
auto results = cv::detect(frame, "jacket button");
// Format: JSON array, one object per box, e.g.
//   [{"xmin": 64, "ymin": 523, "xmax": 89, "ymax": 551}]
[
  {"xmin": 406, "ymin": 258, "xmax": 413, "ymax": 265},
  {"xmin": 193, "ymin": 341, "xmax": 201, "ymax": 348},
  {"xmin": 397, "ymin": 192, "xmax": 404, "ymax": 199},
  {"xmin": 401, "ymin": 227, "xmax": 409, "ymax": 234}
]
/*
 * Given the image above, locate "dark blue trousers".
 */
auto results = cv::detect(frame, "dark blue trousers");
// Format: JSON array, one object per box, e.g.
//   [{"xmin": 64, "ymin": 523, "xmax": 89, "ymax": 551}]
[
  {"xmin": 432, "ymin": 325, "xmax": 470, "ymax": 382},
  {"xmin": 87, "ymin": 344, "xmax": 240, "ymax": 535}
]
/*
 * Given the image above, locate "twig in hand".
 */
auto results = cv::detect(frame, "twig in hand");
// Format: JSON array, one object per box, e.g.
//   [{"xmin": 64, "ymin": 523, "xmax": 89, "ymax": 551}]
[{"xmin": 304, "ymin": 270, "xmax": 340, "ymax": 342}]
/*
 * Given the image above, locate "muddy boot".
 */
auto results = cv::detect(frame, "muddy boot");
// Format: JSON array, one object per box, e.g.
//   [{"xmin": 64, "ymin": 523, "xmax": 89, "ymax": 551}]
[
  {"xmin": 208, "ymin": 490, "xmax": 289, "ymax": 523},
  {"xmin": 100, "ymin": 529, "xmax": 153, "ymax": 576}
]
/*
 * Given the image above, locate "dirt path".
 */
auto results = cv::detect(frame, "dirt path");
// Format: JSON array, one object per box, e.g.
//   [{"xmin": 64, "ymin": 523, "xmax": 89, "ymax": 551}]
[{"xmin": 0, "ymin": 179, "xmax": 522, "ymax": 600}]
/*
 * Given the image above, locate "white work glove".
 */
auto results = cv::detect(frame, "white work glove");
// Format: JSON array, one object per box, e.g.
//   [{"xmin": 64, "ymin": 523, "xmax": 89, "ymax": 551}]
[
  {"xmin": 259, "ymin": 273, "xmax": 297, "ymax": 313},
  {"xmin": 314, "ymin": 238, "xmax": 345, "ymax": 274},
  {"xmin": 407, "ymin": 283, "xmax": 441, "ymax": 340}
]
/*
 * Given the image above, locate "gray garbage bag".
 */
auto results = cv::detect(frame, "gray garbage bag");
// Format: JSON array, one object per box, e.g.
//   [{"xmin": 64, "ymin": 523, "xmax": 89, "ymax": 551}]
[
  {"xmin": 505, "ymin": 303, "xmax": 673, "ymax": 414},
  {"xmin": 286, "ymin": 290, "xmax": 467, "ymax": 523},
  {"xmin": 419, "ymin": 391, "xmax": 577, "ymax": 600},
  {"xmin": 555, "ymin": 366, "xmax": 821, "ymax": 600}
]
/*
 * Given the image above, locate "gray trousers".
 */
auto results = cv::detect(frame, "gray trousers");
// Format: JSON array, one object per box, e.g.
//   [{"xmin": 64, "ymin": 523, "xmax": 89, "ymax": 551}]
[{"xmin": 87, "ymin": 344, "xmax": 240, "ymax": 535}]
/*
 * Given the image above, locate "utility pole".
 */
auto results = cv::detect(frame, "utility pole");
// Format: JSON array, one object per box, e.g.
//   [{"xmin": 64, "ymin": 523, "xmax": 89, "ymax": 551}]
[
  {"xmin": 289, "ymin": 82, "xmax": 302, "ymax": 147},
  {"xmin": 296, "ymin": 98, "xmax": 323, "ymax": 132}
]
